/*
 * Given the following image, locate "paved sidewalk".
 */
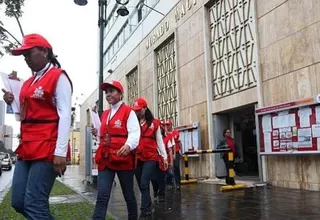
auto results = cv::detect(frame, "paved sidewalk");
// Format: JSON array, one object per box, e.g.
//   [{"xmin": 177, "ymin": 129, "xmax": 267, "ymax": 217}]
[{"xmin": 61, "ymin": 165, "xmax": 320, "ymax": 220}]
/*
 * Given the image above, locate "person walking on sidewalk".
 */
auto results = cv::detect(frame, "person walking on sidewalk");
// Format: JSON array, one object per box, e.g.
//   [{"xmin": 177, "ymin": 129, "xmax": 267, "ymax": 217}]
[
  {"xmin": 217, "ymin": 128, "xmax": 239, "ymax": 185},
  {"xmin": 91, "ymin": 80, "xmax": 140, "ymax": 220},
  {"xmin": 151, "ymin": 121, "xmax": 173, "ymax": 202},
  {"xmin": 165, "ymin": 120, "xmax": 182, "ymax": 190},
  {"xmin": 2, "ymin": 33, "xmax": 73, "ymax": 219},
  {"xmin": 132, "ymin": 98, "xmax": 168, "ymax": 218}
]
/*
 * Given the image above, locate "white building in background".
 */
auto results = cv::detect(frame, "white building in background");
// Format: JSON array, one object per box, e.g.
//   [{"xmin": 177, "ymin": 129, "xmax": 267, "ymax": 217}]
[
  {"xmin": 0, "ymin": 100, "xmax": 6, "ymax": 126},
  {"xmin": 0, "ymin": 125, "xmax": 13, "ymax": 151},
  {"xmin": 103, "ymin": 0, "xmax": 179, "ymax": 76}
]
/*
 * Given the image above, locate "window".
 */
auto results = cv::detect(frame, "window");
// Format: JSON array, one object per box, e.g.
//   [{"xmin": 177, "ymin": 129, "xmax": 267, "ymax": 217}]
[
  {"xmin": 104, "ymin": 4, "xmax": 118, "ymax": 36},
  {"xmin": 137, "ymin": 8, "xmax": 143, "ymax": 22}
]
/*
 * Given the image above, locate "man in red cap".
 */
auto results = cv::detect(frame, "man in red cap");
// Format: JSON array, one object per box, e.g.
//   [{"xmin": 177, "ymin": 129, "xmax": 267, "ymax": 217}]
[
  {"xmin": 91, "ymin": 80, "xmax": 140, "ymax": 220},
  {"xmin": 165, "ymin": 119, "xmax": 182, "ymax": 190},
  {"xmin": 2, "ymin": 33, "xmax": 73, "ymax": 219}
]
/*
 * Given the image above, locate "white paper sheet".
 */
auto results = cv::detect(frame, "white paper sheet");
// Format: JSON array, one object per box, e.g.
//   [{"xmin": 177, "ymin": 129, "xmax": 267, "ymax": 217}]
[
  {"xmin": 262, "ymin": 115, "xmax": 272, "ymax": 132},
  {"xmin": 298, "ymin": 107, "xmax": 312, "ymax": 128},
  {"xmin": 316, "ymin": 106, "xmax": 320, "ymax": 124},
  {"xmin": 263, "ymin": 132, "xmax": 272, "ymax": 153},
  {"xmin": 312, "ymin": 124, "xmax": 320, "ymax": 138},
  {"xmin": 192, "ymin": 129, "xmax": 199, "ymax": 151},
  {"xmin": 272, "ymin": 114, "xmax": 296, "ymax": 129},
  {"xmin": 298, "ymin": 128, "xmax": 312, "ymax": 147},
  {"xmin": 0, "ymin": 72, "xmax": 23, "ymax": 114},
  {"xmin": 90, "ymin": 107, "xmax": 101, "ymax": 137}
]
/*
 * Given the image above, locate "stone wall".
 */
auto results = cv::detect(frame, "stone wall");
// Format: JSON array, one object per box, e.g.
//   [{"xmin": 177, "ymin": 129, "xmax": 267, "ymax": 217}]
[{"xmin": 257, "ymin": 0, "xmax": 320, "ymax": 190}]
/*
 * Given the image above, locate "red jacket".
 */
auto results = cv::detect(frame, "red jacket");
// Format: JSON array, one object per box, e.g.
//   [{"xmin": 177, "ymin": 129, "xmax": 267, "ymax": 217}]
[
  {"xmin": 169, "ymin": 129, "xmax": 181, "ymax": 153},
  {"xmin": 95, "ymin": 104, "xmax": 135, "ymax": 171},
  {"xmin": 136, "ymin": 119, "xmax": 160, "ymax": 162},
  {"xmin": 17, "ymin": 67, "xmax": 72, "ymax": 161}
]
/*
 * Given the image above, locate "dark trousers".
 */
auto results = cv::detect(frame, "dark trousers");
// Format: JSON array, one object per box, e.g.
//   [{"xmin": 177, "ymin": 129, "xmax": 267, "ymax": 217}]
[
  {"xmin": 166, "ymin": 168, "xmax": 174, "ymax": 185},
  {"xmin": 135, "ymin": 160, "xmax": 157, "ymax": 213},
  {"xmin": 93, "ymin": 169, "xmax": 137, "ymax": 220},
  {"xmin": 173, "ymin": 154, "xmax": 181, "ymax": 185},
  {"xmin": 151, "ymin": 167, "xmax": 166, "ymax": 196},
  {"xmin": 11, "ymin": 160, "xmax": 56, "ymax": 220}
]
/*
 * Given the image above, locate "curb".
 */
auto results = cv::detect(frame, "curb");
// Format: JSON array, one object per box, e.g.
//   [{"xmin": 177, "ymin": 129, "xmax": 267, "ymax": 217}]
[
  {"xmin": 0, "ymin": 181, "xmax": 12, "ymax": 204},
  {"xmin": 56, "ymin": 179, "xmax": 117, "ymax": 220}
]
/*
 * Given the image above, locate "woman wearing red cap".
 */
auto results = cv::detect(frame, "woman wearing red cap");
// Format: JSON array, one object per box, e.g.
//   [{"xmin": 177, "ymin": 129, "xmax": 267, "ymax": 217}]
[
  {"xmin": 91, "ymin": 80, "xmax": 140, "ymax": 220},
  {"xmin": 2, "ymin": 33, "xmax": 72, "ymax": 219},
  {"xmin": 151, "ymin": 120, "xmax": 173, "ymax": 202},
  {"xmin": 132, "ymin": 97, "xmax": 168, "ymax": 218}
]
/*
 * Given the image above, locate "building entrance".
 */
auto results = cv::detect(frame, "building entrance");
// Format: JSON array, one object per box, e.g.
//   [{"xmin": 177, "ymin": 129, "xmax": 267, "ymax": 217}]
[{"xmin": 214, "ymin": 104, "xmax": 259, "ymax": 178}]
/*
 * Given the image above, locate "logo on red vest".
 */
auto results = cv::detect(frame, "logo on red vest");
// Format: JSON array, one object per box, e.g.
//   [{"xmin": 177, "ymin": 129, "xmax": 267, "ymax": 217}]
[
  {"xmin": 114, "ymin": 119, "xmax": 122, "ymax": 128},
  {"xmin": 32, "ymin": 86, "xmax": 44, "ymax": 99}
]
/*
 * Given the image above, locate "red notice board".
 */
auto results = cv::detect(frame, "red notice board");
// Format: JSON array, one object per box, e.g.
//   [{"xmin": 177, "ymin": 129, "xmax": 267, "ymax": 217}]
[{"xmin": 256, "ymin": 96, "xmax": 320, "ymax": 155}]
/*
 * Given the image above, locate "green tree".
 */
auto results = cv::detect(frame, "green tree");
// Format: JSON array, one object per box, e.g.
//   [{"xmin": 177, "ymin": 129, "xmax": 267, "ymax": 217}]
[{"xmin": 0, "ymin": 0, "xmax": 25, "ymax": 58}]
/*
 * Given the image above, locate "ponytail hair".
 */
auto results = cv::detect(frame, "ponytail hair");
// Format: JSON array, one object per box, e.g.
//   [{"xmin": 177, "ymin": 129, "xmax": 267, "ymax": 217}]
[
  {"xmin": 48, "ymin": 49, "xmax": 61, "ymax": 68},
  {"xmin": 160, "ymin": 126, "xmax": 165, "ymax": 138},
  {"xmin": 145, "ymin": 108, "xmax": 154, "ymax": 127}
]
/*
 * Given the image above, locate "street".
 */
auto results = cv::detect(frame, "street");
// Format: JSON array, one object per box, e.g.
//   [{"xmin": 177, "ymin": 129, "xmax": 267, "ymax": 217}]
[
  {"xmin": 1, "ymin": 166, "xmax": 320, "ymax": 219},
  {"xmin": 0, "ymin": 166, "xmax": 14, "ymax": 203},
  {"xmin": 59, "ymin": 166, "xmax": 320, "ymax": 220},
  {"xmin": 1, "ymin": 165, "xmax": 320, "ymax": 219}
]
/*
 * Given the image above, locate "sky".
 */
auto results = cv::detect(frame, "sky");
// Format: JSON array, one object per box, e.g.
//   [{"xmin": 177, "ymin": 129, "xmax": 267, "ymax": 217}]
[{"xmin": 0, "ymin": 0, "xmax": 100, "ymax": 150}]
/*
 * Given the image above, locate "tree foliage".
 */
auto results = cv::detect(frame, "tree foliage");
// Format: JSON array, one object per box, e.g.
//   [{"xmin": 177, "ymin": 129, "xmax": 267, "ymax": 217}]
[{"xmin": 0, "ymin": 0, "xmax": 25, "ymax": 58}]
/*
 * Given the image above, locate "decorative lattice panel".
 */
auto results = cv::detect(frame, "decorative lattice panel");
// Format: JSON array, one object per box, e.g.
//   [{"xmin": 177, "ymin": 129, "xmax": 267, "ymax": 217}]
[
  {"xmin": 156, "ymin": 38, "xmax": 178, "ymax": 126},
  {"xmin": 127, "ymin": 68, "xmax": 138, "ymax": 107},
  {"xmin": 209, "ymin": 0, "xmax": 257, "ymax": 100}
]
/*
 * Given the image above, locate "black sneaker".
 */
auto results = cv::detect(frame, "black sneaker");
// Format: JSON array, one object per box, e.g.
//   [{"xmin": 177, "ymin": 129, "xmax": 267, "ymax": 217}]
[
  {"xmin": 176, "ymin": 185, "xmax": 181, "ymax": 191},
  {"xmin": 153, "ymin": 192, "xmax": 158, "ymax": 199},
  {"xmin": 158, "ymin": 195, "xmax": 165, "ymax": 202}
]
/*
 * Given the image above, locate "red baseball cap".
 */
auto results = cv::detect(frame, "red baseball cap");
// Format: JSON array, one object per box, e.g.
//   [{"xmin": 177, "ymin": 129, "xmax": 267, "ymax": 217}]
[
  {"xmin": 11, "ymin": 34, "xmax": 52, "ymax": 56},
  {"xmin": 100, "ymin": 80, "xmax": 124, "ymax": 93},
  {"xmin": 132, "ymin": 97, "xmax": 147, "ymax": 111},
  {"xmin": 165, "ymin": 120, "xmax": 173, "ymax": 125}
]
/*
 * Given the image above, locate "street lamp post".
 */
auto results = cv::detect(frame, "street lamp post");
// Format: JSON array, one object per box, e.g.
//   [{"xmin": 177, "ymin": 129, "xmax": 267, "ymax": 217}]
[
  {"xmin": 98, "ymin": 0, "xmax": 107, "ymax": 117},
  {"xmin": 75, "ymin": 0, "xmax": 107, "ymax": 117}
]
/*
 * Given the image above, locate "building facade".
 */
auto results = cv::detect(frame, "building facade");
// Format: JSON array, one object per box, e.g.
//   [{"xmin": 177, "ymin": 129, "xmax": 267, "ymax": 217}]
[
  {"xmin": 0, "ymin": 125, "xmax": 13, "ymax": 151},
  {"xmin": 80, "ymin": 0, "xmax": 320, "ymax": 190},
  {"xmin": 70, "ymin": 126, "xmax": 81, "ymax": 165},
  {"xmin": 0, "ymin": 100, "xmax": 6, "ymax": 126}
]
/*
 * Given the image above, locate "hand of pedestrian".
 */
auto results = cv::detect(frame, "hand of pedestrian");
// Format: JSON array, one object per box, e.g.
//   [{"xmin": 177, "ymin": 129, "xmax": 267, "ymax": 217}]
[
  {"xmin": 117, "ymin": 145, "xmax": 130, "ymax": 157},
  {"xmin": 2, "ymin": 89, "xmax": 14, "ymax": 105},
  {"xmin": 164, "ymin": 159, "xmax": 168, "ymax": 170},
  {"xmin": 53, "ymin": 156, "xmax": 67, "ymax": 177},
  {"xmin": 91, "ymin": 125, "xmax": 98, "ymax": 136}
]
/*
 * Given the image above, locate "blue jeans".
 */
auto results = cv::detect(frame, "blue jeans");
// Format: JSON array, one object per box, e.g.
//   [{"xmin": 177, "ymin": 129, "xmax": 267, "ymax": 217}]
[
  {"xmin": 11, "ymin": 160, "xmax": 56, "ymax": 220},
  {"xmin": 166, "ymin": 168, "xmax": 174, "ymax": 185},
  {"xmin": 151, "ymin": 167, "xmax": 166, "ymax": 196},
  {"xmin": 93, "ymin": 169, "xmax": 137, "ymax": 220},
  {"xmin": 135, "ymin": 160, "xmax": 157, "ymax": 213},
  {"xmin": 174, "ymin": 154, "xmax": 181, "ymax": 185}
]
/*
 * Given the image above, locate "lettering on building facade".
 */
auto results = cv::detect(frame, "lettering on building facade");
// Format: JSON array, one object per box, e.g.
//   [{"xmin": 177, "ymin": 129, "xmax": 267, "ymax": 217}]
[
  {"xmin": 175, "ymin": 0, "xmax": 197, "ymax": 22},
  {"xmin": 146, "ymin": 21, "xmax": 170, "ymax": 50}
]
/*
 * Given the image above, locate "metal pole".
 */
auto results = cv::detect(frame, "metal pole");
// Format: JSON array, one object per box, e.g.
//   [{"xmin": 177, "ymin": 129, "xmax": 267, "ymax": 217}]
[
  {"xmin": 98, "ymin": 0, "xmax": 107, "ymax": 117},
  {"xmin": 72, "ymin": 129, "xmax": 74, "ymax": 164}
]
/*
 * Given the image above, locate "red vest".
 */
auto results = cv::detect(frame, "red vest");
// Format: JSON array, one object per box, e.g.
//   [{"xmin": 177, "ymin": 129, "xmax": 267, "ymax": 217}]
[
  {"xmin": 136, "ymin": 119, "xmax": 160, "ymax": 162},
  {"xmin": 17, "ymin": 67, "xmax": 72, "ymax": 161},
  {"xmin": 95, "ymin": 103, "xmax": 135, "ymax": 171}
]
